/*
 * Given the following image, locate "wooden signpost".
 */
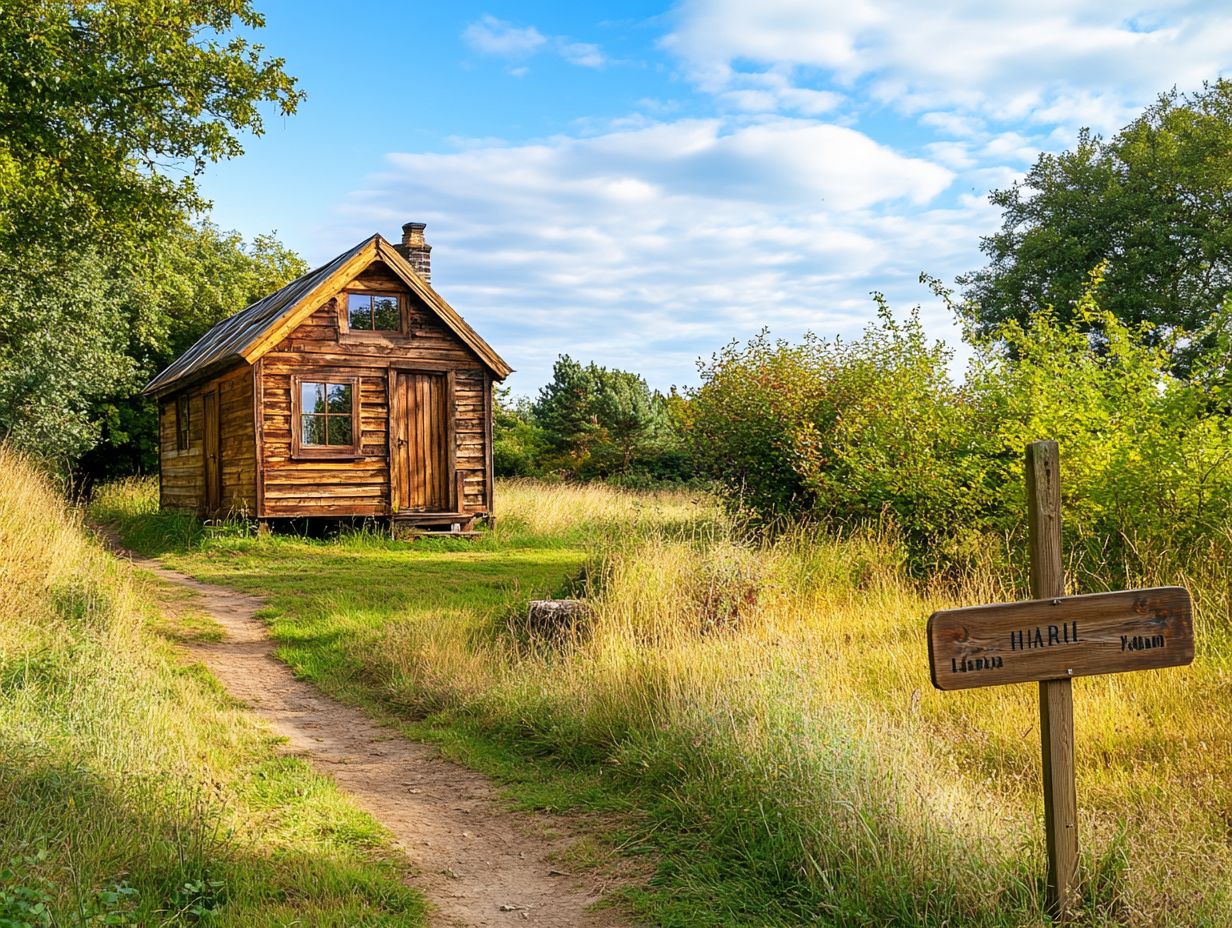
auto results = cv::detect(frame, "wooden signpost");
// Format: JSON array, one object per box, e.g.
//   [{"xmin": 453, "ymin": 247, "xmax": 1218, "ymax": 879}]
[{"xmin": 926, "ymin": 441, "xmax": 1194, "ymax": 923}]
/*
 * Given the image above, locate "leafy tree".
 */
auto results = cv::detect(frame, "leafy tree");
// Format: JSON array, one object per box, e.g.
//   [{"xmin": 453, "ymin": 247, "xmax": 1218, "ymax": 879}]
[
  {"xmin": 0, "ymin": 247, "xmax": 133, "ymax": 464},
  {"xmin": 959, "ymin": 80, "xmax": 1232, "ymax": 371},
  {"xmin": 532, "ymin": 355, "xmax": 676, "ymax": 477},
  {"xmin": 492, "ymin": 386, "xmax": 547, "ymax": 477},
  {"xmin": 0, "ymin": 0, "xmax": 303, "ymax": 472},
  {"xmin": 689, "ymin": 330, "xmax": 833, "ymax": 516},
  {"xmin": 592, "ymin": 368, "xmax": 668, "ymax": 474},
  {"xmin": 78, "ymin": 222, "xmax": 308, "ymax": 480},
  {"xmin": 691, "ymin": 309, "xmax": 998, "ymax": 566},
  {"xmin": 0, "ymin": 0, "xmax": 302, "ymax": 252}
]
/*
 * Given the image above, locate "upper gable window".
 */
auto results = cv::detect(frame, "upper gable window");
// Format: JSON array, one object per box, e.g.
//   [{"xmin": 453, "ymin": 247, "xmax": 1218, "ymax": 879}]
[{"xmin": 346, "ymin": 292, "xmax": 401, "ymax": 333}]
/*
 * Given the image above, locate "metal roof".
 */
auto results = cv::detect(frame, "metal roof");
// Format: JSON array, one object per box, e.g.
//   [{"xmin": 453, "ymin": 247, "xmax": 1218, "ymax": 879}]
[
  {"xmin": 142, "ymin": 233, "xmax": 511, "ymax": 395},
  {"xmin": 144, "ymin": 236, "xmax": 377, "ymax": 395}
]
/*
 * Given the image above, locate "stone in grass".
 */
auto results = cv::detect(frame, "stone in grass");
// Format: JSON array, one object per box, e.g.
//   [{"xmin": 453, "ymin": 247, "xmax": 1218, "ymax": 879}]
[{"xmin": 525, "ymin": 599, "xmax": 592, "ymax": 642}]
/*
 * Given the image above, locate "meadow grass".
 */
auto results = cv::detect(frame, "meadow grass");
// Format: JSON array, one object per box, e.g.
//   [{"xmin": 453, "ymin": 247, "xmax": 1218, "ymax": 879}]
[
  {"xmin": 93, "ymin": 477, "xmax": 1232, "ymax": 926},
  {"xmin": 1, "ymin": 450, "xmax": 427, "ymax": 926}
]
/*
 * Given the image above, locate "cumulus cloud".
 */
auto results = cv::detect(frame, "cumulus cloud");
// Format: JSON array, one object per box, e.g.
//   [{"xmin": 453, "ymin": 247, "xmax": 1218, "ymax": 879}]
[
  {"xmin": 559, "ymin": 41, "xmax": 607, "ymax": 69},
  {"xmin": 663, "ymin": 0, "xmax": 1231, "ymax": 132},
  {"xmin": 320, "ymin": 3, "xmax": 1230, "ymax": 394},
  {"xmin": 324, "ymin": 117, "xmax": 965, "ymax": 391}
]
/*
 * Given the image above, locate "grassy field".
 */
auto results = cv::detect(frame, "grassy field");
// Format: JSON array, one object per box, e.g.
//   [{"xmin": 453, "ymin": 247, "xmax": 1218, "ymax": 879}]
[
  {"xmin": 0, "ymin": 448, "xmax": 427, "ymax": 926},
  {"xmin": 93, "ymin": 478, "xmax": 1232, "ymax": 927}
]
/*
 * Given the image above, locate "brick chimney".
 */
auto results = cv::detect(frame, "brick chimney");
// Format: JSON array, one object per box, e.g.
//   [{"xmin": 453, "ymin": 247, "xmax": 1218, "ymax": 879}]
[{"xmin": 395, "ymin": 221, "xmax": 432, "ymax": 283}]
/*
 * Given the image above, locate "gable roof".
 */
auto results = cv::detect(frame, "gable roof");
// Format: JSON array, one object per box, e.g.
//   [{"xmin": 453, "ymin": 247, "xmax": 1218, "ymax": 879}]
[{"xmin": 143, "ymin": 234, "xmax": 512, "ymax": 396}]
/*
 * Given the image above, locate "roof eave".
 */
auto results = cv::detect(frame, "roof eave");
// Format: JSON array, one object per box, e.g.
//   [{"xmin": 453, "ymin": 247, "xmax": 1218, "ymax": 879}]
[
  {"xmin": 372, "ymin": 238, "xmax": 514, "ymax": 380},
  {"xmin": 143, "ymin": 355, "xmax": 250, "ymax": 398}
]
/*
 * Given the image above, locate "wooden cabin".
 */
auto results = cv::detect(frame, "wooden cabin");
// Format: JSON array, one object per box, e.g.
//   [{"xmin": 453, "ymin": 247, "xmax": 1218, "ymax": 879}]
[{"xmin": 143, "ymin": 223, "xmax": 512, "ymax": 531}]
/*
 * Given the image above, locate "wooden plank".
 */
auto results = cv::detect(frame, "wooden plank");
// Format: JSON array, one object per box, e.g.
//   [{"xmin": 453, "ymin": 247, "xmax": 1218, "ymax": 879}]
[
  {"xmin": 1028, "ymin": 439, "xmax": 1076, "ymax": 924},
  {"xmin": 483, "ymin": 372, "xmax": 494, "ymax": 512},
  {"xmin": 265, "ymin": 484, "xmax": 385, "ymax": 499},
  {"xmin": 447, "ymin": 370, "xmax": 458, "ymax": 511},
  {"xmin": 927, "ymin": 586, "xmax": 1194, "ymax": 689},
  {"xmin": 264, "ymin": 500, "xmax": 387, "ymax": 515},
  {"xmin": 387, "ymin": 367, "xmax": 401, "ymax": 513}
]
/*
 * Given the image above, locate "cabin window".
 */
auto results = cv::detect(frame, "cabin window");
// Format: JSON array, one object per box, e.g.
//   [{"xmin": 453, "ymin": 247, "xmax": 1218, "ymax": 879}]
[
  {"xmin": 291, "ymin": 375, "xmax": 361, "ymax": 458},
  {"xmin": 346, "ymin": 293, "xmax": 401, "ymax": 332},
  {"xmin": 175, "ymin": 394, "xmax": 190, "ymax": 451}
]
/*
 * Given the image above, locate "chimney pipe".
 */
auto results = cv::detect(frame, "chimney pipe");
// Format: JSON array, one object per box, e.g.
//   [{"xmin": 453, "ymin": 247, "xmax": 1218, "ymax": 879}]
[{"xmin": 396, "ymin": 221, "xmax": 432, "ymax": 283}]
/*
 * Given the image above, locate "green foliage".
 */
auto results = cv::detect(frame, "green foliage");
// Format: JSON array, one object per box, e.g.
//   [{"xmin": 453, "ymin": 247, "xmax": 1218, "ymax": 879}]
[
  {"xmin": 0, "ymin": 247, "xmax": 134, "ymax": 464},
  {"xmin": 0, "ymin": 0, "xmax": 302, "ymax": 253},
  {"xmin": 972, "ymin": 268, "xmax": 1232, "ymax": 584},
  {"xmin": 0, "ymin": 221, "xmax": 306, "ymax": 477},
  {"xmin": 960, "ymin": 80, "xmax": 1232, "ymax": 372},
  {"xmin": 530, "ymin": 354, "xmax": 679, "ymax": 479},
  {"xmin": 0, "ymin": 1, "xmax": 305, "ymax": 476},
  {"xmin": 689, "ymin": 330, "xmax": 831, "ymax": 517},
  {"xmin": 492, "ymin": 386, "xmax": 547, "ymax": 477},
  {"xmin": 691, "ymin": 309, "xmax": 1001, "ymax": 567},
  {"xmin": 531, "ymin": 355, "xmax": 604, "ymax": 469},
  {"xmin": 80, "ymin": 222, "xmax": 309, "ymax": 480},
  {"xmin": 692, "ymin": 275, "xmax": 1232, "ymax": 581}
]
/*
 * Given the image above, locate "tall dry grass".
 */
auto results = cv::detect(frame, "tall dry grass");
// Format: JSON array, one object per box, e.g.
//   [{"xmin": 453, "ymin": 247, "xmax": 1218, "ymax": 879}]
[{"xmin": 370, "ymin": 483, "xmax": 1232, "ymax": 925}]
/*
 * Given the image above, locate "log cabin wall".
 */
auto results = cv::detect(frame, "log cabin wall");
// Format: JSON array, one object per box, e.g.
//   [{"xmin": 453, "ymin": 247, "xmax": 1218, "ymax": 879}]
[
  {"xmin": 256, "ymin": 260, "xmax": 492, "ymax": 519},
  {"xmin": 158, "ymin": 391, "xmax": 204, "ymax": 510},
  {"xmin": 157, "ymin": 364, "xmax": 256, "ymax": 514},
  {"xmin": 217, "ymin": 365, "xmax": 257, "ymax": 512}
]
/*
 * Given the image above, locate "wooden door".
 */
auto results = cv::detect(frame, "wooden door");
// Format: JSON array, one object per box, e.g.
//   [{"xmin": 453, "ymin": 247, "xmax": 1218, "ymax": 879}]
[
  {"xmin": 202, "ymin": 390, "xmax": 222, "ymax": 514},
  {"xmin": 390, "ymin": 371, "xmax": 452, "ymax": 512}
]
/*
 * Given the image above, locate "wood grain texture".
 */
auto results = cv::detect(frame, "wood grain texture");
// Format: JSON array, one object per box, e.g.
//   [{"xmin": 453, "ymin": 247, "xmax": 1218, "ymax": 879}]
[
  {"xmin": 219, "ymin": 366, "xmax": 255, "ymax": 513},
  {"xmin": 927, "ymin": 586, "xmax": 1194, "ymax": 689},
  {"xmin": 1027, "ymin": 439, "xmax": 1074, "ymax": 924},
  {"xmin": 390, "ymin": 370, "xmax": 450, "ymax": 512},
  {"xmin": 202, "ymin": 389, "xmax": 221, "ymax": 514}
]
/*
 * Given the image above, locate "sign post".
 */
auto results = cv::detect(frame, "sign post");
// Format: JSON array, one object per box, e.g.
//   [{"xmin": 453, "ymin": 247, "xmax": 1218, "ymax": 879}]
[
  {"xmin": 1028, "ymin": 441, "xmax": 1077, "ymax": 921},
  {"xmin": 926, "ymin": 441, "xmax": 1194, "ymax": 923}
]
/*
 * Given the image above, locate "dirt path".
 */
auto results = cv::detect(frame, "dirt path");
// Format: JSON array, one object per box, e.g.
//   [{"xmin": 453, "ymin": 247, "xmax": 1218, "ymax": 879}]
[{"xmin": 116, "ymin": 548, "xmax": 632, "ymax": 928}]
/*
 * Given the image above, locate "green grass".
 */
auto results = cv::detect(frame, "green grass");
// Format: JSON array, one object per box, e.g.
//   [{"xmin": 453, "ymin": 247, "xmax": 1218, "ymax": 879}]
[
  {"xmin": 1, "ymin": 451, "xmax": 427, "ymax": 927},
  {"xmin": 90, "ymin": 476, "xmax": 1232, "ymax": 927}
]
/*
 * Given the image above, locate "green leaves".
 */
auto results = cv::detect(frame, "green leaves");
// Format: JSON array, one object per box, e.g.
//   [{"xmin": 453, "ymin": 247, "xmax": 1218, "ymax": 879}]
[
  {"xmin": 530, "ymin": 355, "xmax": 673, "ymax": 477},
  {"xmin": 0, "ymin": 0, "xmax": 302, "ymax": 252},
  {"xmin": 692, "ymin": 283, "xmax": 1232, "ymax": 582},
  {"xmin": 0, "ymin": 1, "xmax": 306, "ymax": 474},
  {"xmin": 960, "ymin": 79, "xmax": 1232, "ymax": 375}
]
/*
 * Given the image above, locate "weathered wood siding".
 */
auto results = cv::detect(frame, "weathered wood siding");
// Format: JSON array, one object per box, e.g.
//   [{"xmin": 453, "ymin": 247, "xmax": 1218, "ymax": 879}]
[
  {"xmin": 157, "ymin": 365, "xmax": 256, "ymax": 514},
  {"xmin": 218, "ymin": 365, "xmax": 256, "ymax": 512},
  {"xmin": 256, "ymin": 259, "xmax": 492, "ymax": 518},
  {"xmin": 159, "ymin": 392, "xmax": 204, "ymax": 511}
]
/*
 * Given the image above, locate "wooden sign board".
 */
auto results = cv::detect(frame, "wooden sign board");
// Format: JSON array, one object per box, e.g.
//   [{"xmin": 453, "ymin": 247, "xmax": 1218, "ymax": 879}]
[{"xmin": 927, "ymin": 586, "xmax": 1194, "ymax": 691}]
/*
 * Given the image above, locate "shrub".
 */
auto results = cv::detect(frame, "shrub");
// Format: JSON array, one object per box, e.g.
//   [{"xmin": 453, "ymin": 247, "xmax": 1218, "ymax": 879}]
[{"xmin": 691, "ymin": 278, "xmax": 1232, "ymax": 585}]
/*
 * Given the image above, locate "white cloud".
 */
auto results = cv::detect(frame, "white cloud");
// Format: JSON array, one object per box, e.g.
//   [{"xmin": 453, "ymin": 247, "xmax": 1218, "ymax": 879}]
[
  {"xmin": 462, "ymin": 15, "xmax": 546, "ymax": 58},
  {"xmin": 663, "ymin": 0, "xmax": 1231, "ymax": 131},
  {"xmin": 559, "ymin": 41, "xmax": 607, "ymax": 69},
  {"xmin": 314, "ymin": 3, "xmax": 1232, "ymax": 395},
  {"xmin": 462, "ymin": 15, "xmax": 608, "ymax": 71},
  {"xmin": 322, "ymin": 118, "xmax": 965, "ymax": 392}
]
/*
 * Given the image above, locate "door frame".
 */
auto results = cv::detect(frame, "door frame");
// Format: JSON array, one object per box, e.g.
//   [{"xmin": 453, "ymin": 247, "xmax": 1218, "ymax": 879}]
[
  {"xmin": 202, "ymin": 388, "xmax": 222, "ymax": 515},
  {"xmin": 387, "ymin": 366, "xmax": 457, "ymax": 513}
]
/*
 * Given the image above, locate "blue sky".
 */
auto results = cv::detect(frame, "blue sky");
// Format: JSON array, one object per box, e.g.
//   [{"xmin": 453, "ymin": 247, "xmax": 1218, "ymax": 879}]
[{"xmin": 201, "ymin": 0, "xmax": 1230, "ymax": 396}]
